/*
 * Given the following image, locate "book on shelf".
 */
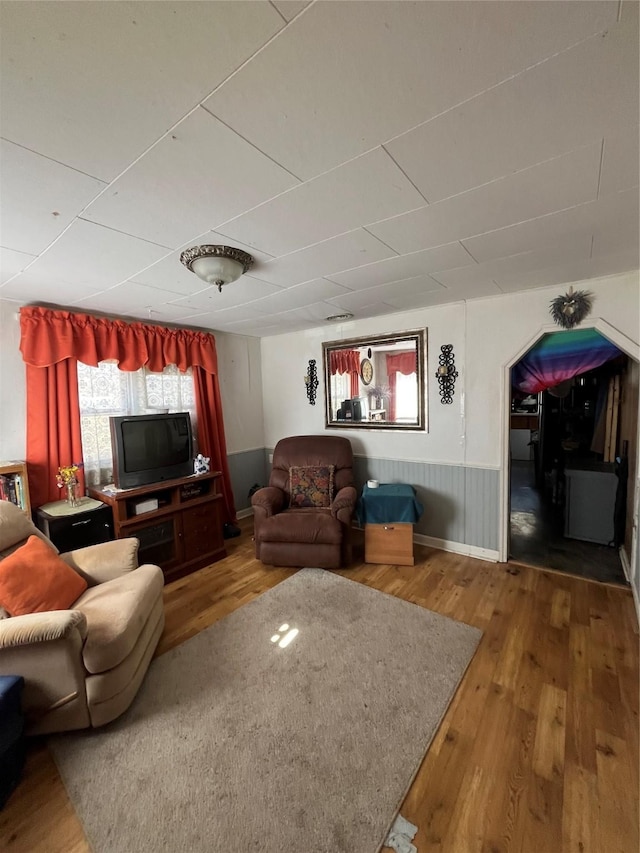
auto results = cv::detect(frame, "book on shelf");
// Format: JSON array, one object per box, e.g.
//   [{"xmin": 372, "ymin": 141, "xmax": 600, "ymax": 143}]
[{"xmin": 0, "ymin": 473, "xmax": 27, "ymax": 511}]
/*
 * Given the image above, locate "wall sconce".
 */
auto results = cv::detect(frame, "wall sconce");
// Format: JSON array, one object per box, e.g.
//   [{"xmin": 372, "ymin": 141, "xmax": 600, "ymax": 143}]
[
  {"xmin": 304, "ymin": 359, "xmax": 319, "ymax": 405},
  {"xmin": 436, "ymin": 344, "xmax": 458, "ymax": 404}
]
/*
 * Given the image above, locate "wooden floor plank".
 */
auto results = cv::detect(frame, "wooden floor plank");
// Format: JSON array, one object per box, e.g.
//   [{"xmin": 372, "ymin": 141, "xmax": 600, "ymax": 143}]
[{"xmin": 1, "ymin": 520, "xmax": 637, "ymax": 853}]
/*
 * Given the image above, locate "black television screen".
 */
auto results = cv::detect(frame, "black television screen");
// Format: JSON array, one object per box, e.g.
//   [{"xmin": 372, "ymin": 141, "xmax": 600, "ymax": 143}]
[{"xmin": 110, "ymin": 413, "xmax": 193, "ymax": 489}]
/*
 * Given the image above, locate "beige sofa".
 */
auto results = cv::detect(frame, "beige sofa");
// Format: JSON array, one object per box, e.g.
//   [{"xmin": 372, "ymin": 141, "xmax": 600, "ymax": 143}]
[{"xmin": 0, "ymin": 500, "xmax": 164, "ymax": 734}]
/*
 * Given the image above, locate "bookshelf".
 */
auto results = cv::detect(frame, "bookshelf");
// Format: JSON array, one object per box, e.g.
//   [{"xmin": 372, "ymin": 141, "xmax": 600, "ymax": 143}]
[{"xmin": 0, "ymin": 461, "xmax": 32, "ymax": 517}]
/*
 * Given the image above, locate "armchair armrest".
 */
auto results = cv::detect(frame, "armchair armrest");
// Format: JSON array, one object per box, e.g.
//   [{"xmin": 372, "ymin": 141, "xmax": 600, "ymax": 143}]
[
  {"xmin": 0, "ymin": 609, "xmax": 87, "ymax": 649},
  {"xmin": 331, "ymin": 485, "xmax": 358, "ymax": 523},
  {"xmin": 60, "ymin": 537, "xmax": 140, "ymax": 586},
  {"xmin": 251, "ymin": 486, "xmax": 286, "ymax": 518}
]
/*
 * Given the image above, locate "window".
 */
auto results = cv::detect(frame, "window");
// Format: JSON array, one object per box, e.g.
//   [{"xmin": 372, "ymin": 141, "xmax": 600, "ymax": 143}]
[
  {"xmin": 394, "ymin": 372, "xmax": 418, "ymax": 422},
  {"xmin": 77, "ymin": 362, "xmax": 197, "ymax": 486}
]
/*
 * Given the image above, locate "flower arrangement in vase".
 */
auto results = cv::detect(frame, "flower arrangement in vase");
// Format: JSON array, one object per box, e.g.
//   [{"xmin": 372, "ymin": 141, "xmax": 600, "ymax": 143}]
[{"xmin": 56, "ymin": 463, "xmax": 83, "ymax": 507}]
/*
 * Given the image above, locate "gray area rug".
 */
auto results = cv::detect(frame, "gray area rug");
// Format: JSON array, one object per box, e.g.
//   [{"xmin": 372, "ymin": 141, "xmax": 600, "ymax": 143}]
[{"xmin": 50, "ymin": 568, "xmax": 482, "ymax": 853}]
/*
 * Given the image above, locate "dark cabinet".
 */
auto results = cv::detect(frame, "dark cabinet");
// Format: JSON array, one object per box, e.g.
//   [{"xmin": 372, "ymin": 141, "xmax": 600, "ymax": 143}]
[{"xmin": 35, "ymin": 501, "xmax": 114, "ymax": 552}]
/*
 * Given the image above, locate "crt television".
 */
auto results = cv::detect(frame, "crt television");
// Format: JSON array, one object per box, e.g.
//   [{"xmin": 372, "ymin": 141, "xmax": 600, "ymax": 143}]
[{"xmin": 110, "ymin": 412, "xmax": 194, "ymax": 489}]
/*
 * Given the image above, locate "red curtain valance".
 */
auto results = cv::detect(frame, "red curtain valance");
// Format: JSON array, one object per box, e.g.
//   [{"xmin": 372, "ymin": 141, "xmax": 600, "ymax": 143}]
[
  {"xmin": 330, "ymin": 350, "xmax": 360, "ymax": 375},
  {"xmin": 386, "ymin": 351, "xmax": 417, "ymax": 376},
  {"xmin": 20, "ymin": 306, "xmax": 219, "ymax": 374}
]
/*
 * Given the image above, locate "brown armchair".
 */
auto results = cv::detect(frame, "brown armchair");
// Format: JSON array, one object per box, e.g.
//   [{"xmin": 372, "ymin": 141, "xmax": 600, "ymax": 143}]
[{"xmin": 251, "ymin": 435, "xmax": 357, "ymax": 569}]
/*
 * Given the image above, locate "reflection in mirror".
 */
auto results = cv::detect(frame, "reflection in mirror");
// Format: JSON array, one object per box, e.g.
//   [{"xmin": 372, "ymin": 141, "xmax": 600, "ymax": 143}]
[{"xmin": 322, "ymin": 329, "xmax": 427, "ymax": 431}]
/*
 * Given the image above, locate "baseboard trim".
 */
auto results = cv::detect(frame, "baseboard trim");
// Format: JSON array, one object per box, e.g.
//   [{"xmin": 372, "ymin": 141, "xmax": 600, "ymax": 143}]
[
  {"xmin": 620, "ymin": 546, "xmax": 631, "ymax": 582},
  {"xmin": 624, "ymin": 547, "xmax": 640, "ymax": 622},
  {"xmin": 413, "ymin": 533, "xmax": 500, "ymax": 563},
  {"xmin": 237, "ymin": 507, "xmax": 254, "ymax": 520}
]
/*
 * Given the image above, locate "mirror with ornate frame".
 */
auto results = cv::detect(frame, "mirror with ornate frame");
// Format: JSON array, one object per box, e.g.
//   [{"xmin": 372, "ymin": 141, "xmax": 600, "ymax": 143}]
[{"xmin": 322, "ymin": 329, "xmax": 427, "ymax": 430}]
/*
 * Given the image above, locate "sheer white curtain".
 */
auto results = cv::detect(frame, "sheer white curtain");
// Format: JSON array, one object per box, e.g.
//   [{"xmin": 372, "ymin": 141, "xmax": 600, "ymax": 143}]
[{"xmin": 77, "ymin": 361, "xmax": 197, "ymax": 486}]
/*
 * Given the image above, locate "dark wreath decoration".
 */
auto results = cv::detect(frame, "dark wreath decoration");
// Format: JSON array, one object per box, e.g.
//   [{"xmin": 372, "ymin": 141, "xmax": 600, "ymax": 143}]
[{"xmin": 549, "ymin": 287, "xmax": 592, "ymax": 329}]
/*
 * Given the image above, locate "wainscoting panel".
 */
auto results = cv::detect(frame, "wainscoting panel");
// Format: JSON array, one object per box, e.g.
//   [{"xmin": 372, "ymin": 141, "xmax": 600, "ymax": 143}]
[
  {"xmin": 354, "ymin": 454, "xmax": 499, "ymax": 553},
  {"xmin": 464, "ymin": 466, "xmax": 500, "ymax": 552},
  {"xmin": 227, "ymin": 448, "xmax": 269, "ymax": 513},
  {"xmin": 259, "ymin": 448, "xmax": 500, "ymax": 554}
]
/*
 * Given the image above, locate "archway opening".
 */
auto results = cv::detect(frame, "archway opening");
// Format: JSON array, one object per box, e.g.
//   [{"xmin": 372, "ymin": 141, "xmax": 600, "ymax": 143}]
[{"xmin": 507, "ymin": 328, "xmax": 637, "ymax": 585}]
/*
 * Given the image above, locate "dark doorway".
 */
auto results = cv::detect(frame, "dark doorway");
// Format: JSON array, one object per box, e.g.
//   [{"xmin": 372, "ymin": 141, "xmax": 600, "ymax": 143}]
[{"xmin": 509, "ymin": 354, "xmax": 632, "ymax": 586}]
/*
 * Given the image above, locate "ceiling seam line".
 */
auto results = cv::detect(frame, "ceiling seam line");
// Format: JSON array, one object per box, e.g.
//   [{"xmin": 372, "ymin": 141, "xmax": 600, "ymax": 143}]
[
  {"xmin": 360, "ymin": 227, "xmax": 401, "ymax": 257},
  {"xmin": 199, "ymin": 105, "xmax": 304, "ymax": 183},
  {"xmin": 194, "ymin": 0, "xmax": 317, "ymax": 104},
  {"xmin": 0, "ymin": 137, "xmax": 108, "ymax": 184},
  {"xmin": 382, "ymin": 27, "xmax": 619, "ymax": 149},
  {"xmin": 380, "ymin": 145, "xmax": 430, "ymax": 205},
  {"xmin": 596, "ymin": 138, "xmax": 606, "ymax": 200}
]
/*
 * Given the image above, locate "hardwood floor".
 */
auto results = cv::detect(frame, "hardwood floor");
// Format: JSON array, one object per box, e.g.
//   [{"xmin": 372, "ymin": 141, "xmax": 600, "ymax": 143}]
[{"xmin": 1, "ymin": 520, "xmax": 638, "ymax": 852}]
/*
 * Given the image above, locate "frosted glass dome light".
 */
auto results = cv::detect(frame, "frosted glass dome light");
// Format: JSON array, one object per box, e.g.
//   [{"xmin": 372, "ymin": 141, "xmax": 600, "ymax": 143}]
[{"xmin": 180, "ymin": 245, "xmax": 254, "ymax": 292}]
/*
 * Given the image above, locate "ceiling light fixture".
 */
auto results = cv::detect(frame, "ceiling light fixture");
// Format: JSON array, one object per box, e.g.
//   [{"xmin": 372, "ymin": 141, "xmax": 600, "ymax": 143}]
[
  {"xmin": 180, "ymin": 245, "xmax": 254, "ymax": 292},
  {"xmin": 325, "ymin": 313, "xmax": 354, "ymax": 322}
]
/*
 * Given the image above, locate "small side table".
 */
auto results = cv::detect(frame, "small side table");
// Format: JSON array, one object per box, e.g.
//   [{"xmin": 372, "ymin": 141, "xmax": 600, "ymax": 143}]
[
  {"xmin": 35, "ymin": 498, "xmax": 114, "ymax": 553},
  {"xmin": 358, "ymin": 483, "xmax": 424, "ymax": 566}
]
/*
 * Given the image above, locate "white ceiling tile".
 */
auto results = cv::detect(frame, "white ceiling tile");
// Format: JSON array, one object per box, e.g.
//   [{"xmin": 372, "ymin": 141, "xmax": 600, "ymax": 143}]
[
  {"xmin": 216, "ymin": 148, "xmax": 425, "ymax": 256},
  {"xmin": 386, "ymin": 281, "xmax": 501, "ymax": 310},
  {"xmin": 204, "ymin": 1, "xmax": 616, "ymax": 179},
  {"xmin": 368, "ymin": 142, "xmax": 603, "ymax": 254},
  {"xmin": 83, "ymin": 108, "xmax": 298, "ymax": 249},
  {"xmin": 250, "ymin": 278, "xmax": 351, "ymax": 314},
  {"xmin": 130, "ymin": 232, "xmax": 274, "ymax": 295},
  {"xmin": 386, "ymin": 10, "xmax": 638, "ymax": 202},
  {"xmin": 324, "ymin": 285, "xmax": 406, "ymax": 313},
  {"xmin": 200, "ymin": 304, "xmax": 272, "ymax": 324},
  {"xmin": 433, "ymin": 235, "xmax": 593, "ymax": 289},
  {"xmin": 599, "ymin": 129, "xmax": 640, "ymax": 197},
  {"xmin": 327, "ymin": 243, "xmax": 473, "ymax": 290},
  {"xmin": 170, "ymin": 275, "xmax": 283, "ymax": 311},
  {"xmin": 329, "ymin": 275, "xmax": 446, "ymax": 312},
  {"xmin": 0, "ymin": 247, "xmax": 37, "ymax": 285},
  {"xmin": 462, "ymin": 189, "xmax": 639, "ymax": 263},
  {"xmin": 251, "ymin": 230, "xmax": 395, "ymax": 287},
  {"xmin": 0, "ymin": 2, "xmax": 284, "ymax": 180},
  {"xmin": 271, "ymin": 1, "xmax": 311, "ymax": 22},
  {"xmin": 72, "ymin": 282, "xmax": 185, "ymax": 314},
  {"xmin": 495, "ymin": 249, "xmax": 640, "ymax": 292},
  {"xmin": 0, "ymin": 140, "xmax": 105, "ymax": 255},
  {"xmin": 592, "ymin": 194, "xmax": 640, "ymax": 257},
  {"xmin": 0, "ymin": 2, "xmax": 635, "ymax": 333},
  {"xmin": 0, "ymin": 219, "xmax": 169, "ymax": 301}
]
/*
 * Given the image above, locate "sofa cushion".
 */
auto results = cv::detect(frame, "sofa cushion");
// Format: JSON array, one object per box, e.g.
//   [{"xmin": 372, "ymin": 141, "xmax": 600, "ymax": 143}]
[
  {"xmin": 259, "ymin": 509, "xmax": 342, "ymax": 545},
  {"xmin": 289, "ymin": 465, "xmax": 334, "ymax": 508},
  {"xmin": 0, "ymin": 536, "xmax": 87, "ymax": 616},
  {"xmin": 73, "ymin": 564, "xmax": 164, "ymax": 674}
]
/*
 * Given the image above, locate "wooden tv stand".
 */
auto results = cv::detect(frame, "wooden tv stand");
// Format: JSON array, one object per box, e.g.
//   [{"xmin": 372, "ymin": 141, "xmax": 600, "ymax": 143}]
[{"xmin": 88, "ymin": 471, "xmax": 226, "ymax": 583}]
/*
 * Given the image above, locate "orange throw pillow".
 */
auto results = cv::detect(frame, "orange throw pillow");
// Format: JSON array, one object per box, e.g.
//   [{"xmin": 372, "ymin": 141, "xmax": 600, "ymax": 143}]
[{"xmin": 0, "ymin": 535, "xmax": 87, "ymax": 616}]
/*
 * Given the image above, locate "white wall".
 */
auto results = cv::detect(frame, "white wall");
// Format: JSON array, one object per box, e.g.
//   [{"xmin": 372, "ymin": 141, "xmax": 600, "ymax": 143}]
[
  {"xmin": 0, "ymin": 300, "xmax": 26, "ymax": 461},
  {"xmin": 215, "ymin": 331, "xmax": 264, "ymax": 454},
  {"xmin": 261, "ymin": 301, "xmax": 468, "ymax": 464},
  {"xmin": 261, "ymin": 271, "xmax": 640, "ymax": 470}
]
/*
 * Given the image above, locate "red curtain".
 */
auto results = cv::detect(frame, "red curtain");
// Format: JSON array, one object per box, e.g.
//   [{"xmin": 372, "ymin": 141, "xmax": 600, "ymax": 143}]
[
  {"xmin": 330, "ymin": 349, "xmax": 360, "ymax": 399},
  {"xmin": 26, "ymin": 360, "xmax": 85, "ymax": 508},
  {"xmin": 192, "ymin": 368, "xmax": 236, "ymax": 525},
  {"xmin": 386, "ymin": 352, "xmax": 417, "ymax": 421},
  {"xmin": 329, "ymin": 350, "xmax": 360, "ymax": 375},
  {"xmin": 20, "ymin": 306, "xmax": 236, "ymax": 522}
]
